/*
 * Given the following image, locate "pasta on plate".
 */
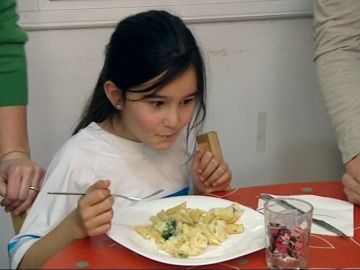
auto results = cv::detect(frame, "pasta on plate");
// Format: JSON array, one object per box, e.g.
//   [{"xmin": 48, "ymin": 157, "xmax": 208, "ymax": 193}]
[{"xmin": 134, "ymin": 201, "xmax": 244, "ymax": 258}]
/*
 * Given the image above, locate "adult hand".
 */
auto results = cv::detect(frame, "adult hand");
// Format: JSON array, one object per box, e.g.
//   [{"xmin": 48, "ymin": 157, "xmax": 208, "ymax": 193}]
[
  {"xmin": 0, "ymin": 152, "xmax": 45, "ymax": 215},
  {"xmin": 342, "ymin": 154, "xmax": 360, "ymax": 205},
  {"xmin": 191, "ymin": 147, "xmax": 232, "ymax": 194},
  {"xmin": 72, "ymin": 180, "xmax": 114, "ymax": 240}
]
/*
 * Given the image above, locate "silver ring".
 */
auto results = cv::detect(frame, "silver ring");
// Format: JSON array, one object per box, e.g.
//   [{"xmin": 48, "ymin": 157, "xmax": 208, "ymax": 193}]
[{"xmin": 29, "ymin": 186, "xmax": 40, "ymax": 192}]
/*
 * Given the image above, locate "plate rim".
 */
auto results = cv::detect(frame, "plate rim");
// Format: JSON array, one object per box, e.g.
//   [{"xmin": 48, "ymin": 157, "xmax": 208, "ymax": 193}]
[{"xmin": 108, "ymin": 195, "xmax": 265, "ymax": 266}]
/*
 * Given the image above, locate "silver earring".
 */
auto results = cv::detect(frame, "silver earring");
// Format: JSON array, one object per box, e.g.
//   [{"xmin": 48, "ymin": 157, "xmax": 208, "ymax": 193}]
[{"xmin": 116, "ymin": 104, "xmax": 121, "ymax": 109}]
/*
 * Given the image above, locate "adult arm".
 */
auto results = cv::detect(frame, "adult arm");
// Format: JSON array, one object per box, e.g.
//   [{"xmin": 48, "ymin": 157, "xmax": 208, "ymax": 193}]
[
  {"xmin": 0, "ymin": 0, "xmax": 45, "ymax": 214},
  {"xmin": 0, "ymin": 106, "xmax": 44, "ymax": 214},
  {"xmin": 313, "ymin": 0, "xmax": 360, "ymax": 203},
  {"xmin": 313, "ymin": 0, "xmax": 360, "ymax": 163}
]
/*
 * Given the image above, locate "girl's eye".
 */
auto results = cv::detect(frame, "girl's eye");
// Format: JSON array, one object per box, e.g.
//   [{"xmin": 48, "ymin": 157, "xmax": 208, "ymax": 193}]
[
  {"xmin": 181, "ymin": 97, "xmax": 195, "ymax": 105},
  {"xmin": 149, "ymin": 101, "xmax": 164, "ymax": 107}
]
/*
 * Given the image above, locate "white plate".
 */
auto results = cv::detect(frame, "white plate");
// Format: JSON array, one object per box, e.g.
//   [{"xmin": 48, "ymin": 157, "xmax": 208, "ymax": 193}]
[{"xmin": 107, "ymin": 195, "xmax": 265, "ymax": 266}]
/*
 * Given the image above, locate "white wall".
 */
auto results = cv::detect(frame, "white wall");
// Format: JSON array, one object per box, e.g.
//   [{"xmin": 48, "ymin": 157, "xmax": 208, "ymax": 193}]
[
  {"xmin": 0, "ymin": 3, "xmax": 344, "ymax": 267},
  {"xmin": 24, "ymin": 19, "xmax": 344, "ymax": 187}
]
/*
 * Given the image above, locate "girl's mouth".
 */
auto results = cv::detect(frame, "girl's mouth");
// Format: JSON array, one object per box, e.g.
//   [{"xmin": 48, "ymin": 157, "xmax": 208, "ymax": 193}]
[{"xmin": 161, "ymin": 133, "xmax": 175, "ymax": 139}]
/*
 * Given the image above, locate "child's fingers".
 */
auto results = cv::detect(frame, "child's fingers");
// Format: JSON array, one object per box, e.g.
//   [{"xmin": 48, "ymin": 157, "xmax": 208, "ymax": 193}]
[
  {"xmin": 208, "ymin": 170, "xmax": 232, "ymax": 187},
  {"xmin": 192, "ymin": 148, "xmax": 206, "ymax": 177},
  {"xmin": 198, "ymin": 153, "xmax": 222, "ymax": 180},
  {"xmin": 197, "ymin": 151, "xmax": 216, "ymax": 174},
  {"xmin": 202, "ymin": 163, "xmax": 228, "ymax": 185},
  {"xmin": 87, "ymin": 222, "xmax": 112, "ymax": 237},
  {"xmin": 77, "ymin": 190, "xmax": 114, "ymax": 237},
  {"xmin": 87, "ymin": 179, "xmax": 111, "ymax": 192},
  {"xmin": 193, "ymin": 148, "xmax": 205, "ymax": 170},
  {"xmin": 203, "ymin": 181, "xmax": 230, "ymax": 194},
  {"xmin": 83, "ymin": 208, "xmax": 114, "ymax": 237},
  {"xmin": 81, "ymin": 180, "xmax": 112, "ymax": 206}
]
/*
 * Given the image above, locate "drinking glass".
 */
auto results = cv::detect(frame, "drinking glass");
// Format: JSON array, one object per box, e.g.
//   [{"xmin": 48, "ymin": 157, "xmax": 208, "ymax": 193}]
[{"xmin": 264, "ymin": 198, "xmax": 313, "ymax": 269}]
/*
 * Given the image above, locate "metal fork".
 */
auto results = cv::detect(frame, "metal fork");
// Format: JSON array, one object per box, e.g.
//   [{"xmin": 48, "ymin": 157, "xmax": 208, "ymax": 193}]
[{"xmin": 47, "ymin": 189, "xmax": 164, "ymax": 202}]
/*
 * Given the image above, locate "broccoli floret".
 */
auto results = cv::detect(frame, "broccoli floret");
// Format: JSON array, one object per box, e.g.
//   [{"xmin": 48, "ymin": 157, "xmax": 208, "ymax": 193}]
[
  {"xmin": 161, "ymin": 218, "xmax": 178, "ymax": 240},
  {"xmin": 176, "ymin": 252, "xmax": 188, "ymax": 258}
]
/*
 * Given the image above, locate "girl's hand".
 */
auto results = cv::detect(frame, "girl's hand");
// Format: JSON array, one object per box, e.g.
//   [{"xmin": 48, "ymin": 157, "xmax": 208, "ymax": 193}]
[
  {"xmin": 191, "ymin": 147, "xmax": 232, "ymax": 194},
  {"xmin": 72, "ymin": 179, "xmax": 114, "ymax": 239}
]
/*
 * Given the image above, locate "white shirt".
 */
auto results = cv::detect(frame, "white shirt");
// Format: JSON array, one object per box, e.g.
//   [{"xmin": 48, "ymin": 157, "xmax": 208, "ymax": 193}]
[{"xmin": 8, "ymin": 122, "xmax": 195, "ymax": 269}]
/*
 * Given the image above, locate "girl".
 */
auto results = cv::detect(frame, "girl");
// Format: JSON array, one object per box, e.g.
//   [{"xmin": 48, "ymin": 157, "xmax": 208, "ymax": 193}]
[{"xmin": 8, "ymin": 10, "xmax": 232, "ymax": 269}]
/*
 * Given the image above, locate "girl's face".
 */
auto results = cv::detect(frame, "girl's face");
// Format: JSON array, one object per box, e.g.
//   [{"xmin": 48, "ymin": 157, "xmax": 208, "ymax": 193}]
[{"xmin": 117, "ymin": 67, "xmax": 198, "ymax": 150}]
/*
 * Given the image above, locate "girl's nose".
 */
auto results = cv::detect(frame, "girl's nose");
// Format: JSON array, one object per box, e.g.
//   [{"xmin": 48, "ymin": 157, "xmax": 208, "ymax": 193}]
[{"xmin": 163, "ymin": 108, "xmax": 179, "ymax": 127}]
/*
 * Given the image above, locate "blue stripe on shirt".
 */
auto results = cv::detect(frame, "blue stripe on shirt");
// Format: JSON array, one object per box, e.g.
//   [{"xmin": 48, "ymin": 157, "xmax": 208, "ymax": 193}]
[
  {"xmin": 164, "ymin": 187, "xmax": 189, "ymax": 198},
  {"xmin": 8, "ymin": 234, "xmax": 41, "ymax": 251}
]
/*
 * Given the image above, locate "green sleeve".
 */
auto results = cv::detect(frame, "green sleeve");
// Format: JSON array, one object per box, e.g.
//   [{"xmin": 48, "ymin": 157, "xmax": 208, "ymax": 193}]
[{"xmin": 0, "ymin": 0, "xmax": 29, "ymax": 106}]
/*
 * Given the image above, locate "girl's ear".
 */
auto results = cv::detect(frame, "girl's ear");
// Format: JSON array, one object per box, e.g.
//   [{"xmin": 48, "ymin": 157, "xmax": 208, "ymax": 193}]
[{"xmin": 104, "ymin": 80, "xmax": 124, "ymax": 110}]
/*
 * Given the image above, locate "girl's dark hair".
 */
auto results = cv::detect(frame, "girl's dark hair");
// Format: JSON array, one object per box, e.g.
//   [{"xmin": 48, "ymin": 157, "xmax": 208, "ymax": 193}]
[{"xmin": 73, "ymin": 10, "xmax": 206, "ymax": 136}]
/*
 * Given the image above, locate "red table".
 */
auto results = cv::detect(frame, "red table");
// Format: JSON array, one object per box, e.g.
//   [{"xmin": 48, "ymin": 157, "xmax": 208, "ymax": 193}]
[{"xmin": 42, "ymin": 181, "xmax": 360, "ymax": 269}]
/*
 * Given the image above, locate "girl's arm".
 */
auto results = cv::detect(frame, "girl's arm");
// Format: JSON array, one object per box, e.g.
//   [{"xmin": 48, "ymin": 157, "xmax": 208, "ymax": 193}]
[{"xmin": 18, "ymin": 180, "xmax": 114, "ymax": 269}]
